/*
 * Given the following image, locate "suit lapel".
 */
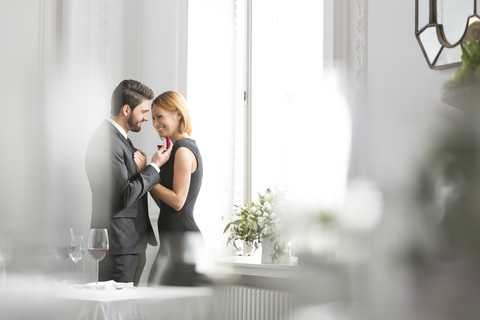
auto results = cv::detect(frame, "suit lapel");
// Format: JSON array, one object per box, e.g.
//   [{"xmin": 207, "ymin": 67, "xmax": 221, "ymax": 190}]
[
  {"xmin": 106, "ymin": 121, "xmax": 135, "ymax": 153},
  {"xmin": 105, "ymin": 120, "xmax": 137, "ymax": 177}
]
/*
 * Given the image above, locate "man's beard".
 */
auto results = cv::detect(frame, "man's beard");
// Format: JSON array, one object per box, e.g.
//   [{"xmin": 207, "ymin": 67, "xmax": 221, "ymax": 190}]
[{"xmin": 127, "ymin": 116, "xmax": 141, "ymax": 132}]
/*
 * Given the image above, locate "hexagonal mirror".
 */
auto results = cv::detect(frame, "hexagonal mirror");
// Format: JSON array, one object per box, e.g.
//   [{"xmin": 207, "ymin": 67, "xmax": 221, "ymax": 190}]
[{"xmin": 415, "ymin": 0, "xmax": 479, "ymax": 69}]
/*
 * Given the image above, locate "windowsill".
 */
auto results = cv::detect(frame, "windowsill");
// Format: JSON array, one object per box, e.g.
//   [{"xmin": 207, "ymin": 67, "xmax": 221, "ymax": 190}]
[
  {"xmin": 217, "ymin": 255, "xmax": 298, "ymax": 266},
  {"xmin": 215, "ymin": 256, "xmax": 298, "ymax": 279}
]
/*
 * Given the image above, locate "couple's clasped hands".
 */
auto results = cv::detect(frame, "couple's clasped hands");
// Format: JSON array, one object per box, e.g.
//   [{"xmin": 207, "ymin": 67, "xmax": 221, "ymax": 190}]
[{"xmin": 133, "ymin": 145, "xmax": 172, "ymax": 172}]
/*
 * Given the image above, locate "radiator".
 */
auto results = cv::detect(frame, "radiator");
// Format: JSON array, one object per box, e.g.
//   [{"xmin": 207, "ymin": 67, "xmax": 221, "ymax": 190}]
[{"xmin": 216, "ymin": 286, "xmax": 297, "ymax": 320}]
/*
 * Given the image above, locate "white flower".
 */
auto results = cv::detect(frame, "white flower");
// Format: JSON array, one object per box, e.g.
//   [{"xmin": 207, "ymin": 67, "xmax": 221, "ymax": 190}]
[
  {"xmin": 225, "ymin": 188, "xmax": 287, "ymax": 253},
  {"xmin": 263, "ymin": 201, "xmax": 272, "ymax": 212},
  {"xmin": 258, "ymin": 217, "xmax": 266, "ymax": 228}
]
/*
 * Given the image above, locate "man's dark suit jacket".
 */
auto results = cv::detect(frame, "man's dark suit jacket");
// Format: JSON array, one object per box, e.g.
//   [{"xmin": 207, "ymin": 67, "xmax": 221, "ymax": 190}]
[{"xmin": 85, "ymin": 120, "xmax": 159, "ymax": 255}]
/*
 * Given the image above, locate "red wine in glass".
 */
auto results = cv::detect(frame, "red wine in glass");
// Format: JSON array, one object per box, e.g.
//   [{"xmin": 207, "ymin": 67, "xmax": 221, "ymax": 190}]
[
  {"xmin": 88, "ymin": 248, "xmax": 108, "ymax": 262},
  {"xmin": 88, "ymin": 228, "xmax": 109, "ymax": 288}
]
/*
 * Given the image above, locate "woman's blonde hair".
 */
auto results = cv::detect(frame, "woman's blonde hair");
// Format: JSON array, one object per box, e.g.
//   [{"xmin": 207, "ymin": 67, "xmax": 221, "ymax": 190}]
[{"xmin": 152, "ymin": 91, "xmax": 192, "ymax": 135}]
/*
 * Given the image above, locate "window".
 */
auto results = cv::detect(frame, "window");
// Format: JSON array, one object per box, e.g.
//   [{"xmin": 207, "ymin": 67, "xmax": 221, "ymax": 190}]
[
  {"xmin": 187, "ymin": 0, "xmax": 351, "ymax": 257},
  {"xmin": 236, "ymin": 0, "xmax": 351, "ymax": 209}
]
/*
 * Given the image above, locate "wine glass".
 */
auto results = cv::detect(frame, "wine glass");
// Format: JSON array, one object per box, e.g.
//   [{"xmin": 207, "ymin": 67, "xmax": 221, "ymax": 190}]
[
  {"xmin": 0, "ymin": 234, "xmax": 13, "ymax": 284},
  {"xmin": 56, "ymin": 228, "xmax": 74, "ymax": 282},
  {"xmin": 88, "ymin": 229, "xmax": 108, "ymax": 288},
  {"xmin": 68, "ymin": 235, "xmax": 85, "ymax": 283}
]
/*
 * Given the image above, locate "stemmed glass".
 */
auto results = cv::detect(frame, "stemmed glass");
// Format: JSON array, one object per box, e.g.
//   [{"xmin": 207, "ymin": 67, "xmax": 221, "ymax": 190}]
[
  {"xmin": 68, "ymin": 235, "xmax": 85, "ymax": 283},
  {"xmin": 0, "ymin": 235, "xmax": 13, "ymax": 284},
  {"xmin": 88, "ymin": 229, "xmax": 108, "ymax": 288},
  {"xmin": 56, "ymin": 228, "xmax": 74, "ymax": 282}
]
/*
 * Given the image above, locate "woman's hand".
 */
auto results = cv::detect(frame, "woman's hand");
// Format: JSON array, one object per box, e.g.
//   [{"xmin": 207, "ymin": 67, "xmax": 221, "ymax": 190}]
[{"xmin": 133, "ymin": 149, "xmax": 147, "ymax": 173}]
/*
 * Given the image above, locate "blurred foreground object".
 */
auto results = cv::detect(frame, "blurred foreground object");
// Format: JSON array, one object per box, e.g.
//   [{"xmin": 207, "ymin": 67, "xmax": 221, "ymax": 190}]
[
  {"xmin": 412, "ymin": 73, "xmax": 480, "ymax": 318},
  {"xmin": 149, "ymin": 232, "xmax": 210, "ymax": 286}
]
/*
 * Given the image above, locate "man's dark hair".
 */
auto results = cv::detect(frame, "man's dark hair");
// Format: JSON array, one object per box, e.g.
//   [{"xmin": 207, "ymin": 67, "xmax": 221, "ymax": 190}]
[{"xmin": 110, "ymin": 79, "xmax": 154, "ymax": 115}]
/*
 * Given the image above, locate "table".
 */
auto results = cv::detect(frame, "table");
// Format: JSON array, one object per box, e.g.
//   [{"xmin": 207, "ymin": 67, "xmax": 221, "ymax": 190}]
[{"xmin": 0, "ymin": 276, "xmax": 217, "ymax": 320}]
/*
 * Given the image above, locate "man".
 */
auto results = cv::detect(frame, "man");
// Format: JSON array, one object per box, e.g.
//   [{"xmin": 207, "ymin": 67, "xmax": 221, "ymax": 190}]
[{"xmin": 85, "ymin": 79, "xmax": 171, "ymax": 285}]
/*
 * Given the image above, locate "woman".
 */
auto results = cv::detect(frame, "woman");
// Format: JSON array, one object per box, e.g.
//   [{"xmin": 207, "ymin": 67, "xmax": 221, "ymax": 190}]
[{"xmin": 146, "ymin": 91, "xmax": 203, "ymax": 286}]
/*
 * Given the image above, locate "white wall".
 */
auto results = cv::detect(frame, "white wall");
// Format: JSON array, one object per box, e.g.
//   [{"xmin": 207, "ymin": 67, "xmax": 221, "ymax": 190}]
[
  {"xmin": 365, "ymin": 2, "xmax": 455, "ymax": 190},
  {"xmin": 0, "ymin": 0, "xmax": 53, "ymax": 275},
  {"xmin": 0, "ymin": 1, "xmax": 41, "ymax": 233},
  {"xmin": 359, "ymin": 1, "xmax": 460, "ymax": 318}
]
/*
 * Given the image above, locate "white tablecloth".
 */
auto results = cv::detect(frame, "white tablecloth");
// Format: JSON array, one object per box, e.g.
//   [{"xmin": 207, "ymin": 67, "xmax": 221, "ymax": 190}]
[{"xmin": 0, "ymin": 277, "xmax": 217, "ymax": 320}]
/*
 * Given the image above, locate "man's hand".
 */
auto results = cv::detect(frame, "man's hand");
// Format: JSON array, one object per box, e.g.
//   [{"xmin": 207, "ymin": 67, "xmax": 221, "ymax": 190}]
[
  {"xmin": 133, "ymin": 149, "xmax": 147, "ymax": 173},
  {"xmin": 151, "ymin": 145, "xmax": 172, "ymax": 168}
]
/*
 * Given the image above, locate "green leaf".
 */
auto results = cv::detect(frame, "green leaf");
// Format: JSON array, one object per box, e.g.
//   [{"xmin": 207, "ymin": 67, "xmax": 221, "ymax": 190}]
[
  {"xmin": 462, "ymin": 44, "xmax": 472, "ymax": 64},
  {"xmin": 224, "ymin": 219, "xmax": 243, "ymax": 234},
  {"xmin": 223, "ymin": 222, "xmax": 232, "ymax": 233}
]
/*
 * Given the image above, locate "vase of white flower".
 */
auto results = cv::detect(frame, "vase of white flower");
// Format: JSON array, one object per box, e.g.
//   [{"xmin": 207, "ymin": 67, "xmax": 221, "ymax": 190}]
[
  {"xmin": 224, "ymin": 188, "xmax": 290, "ymax": 263},
  {"xmin": 261, "ymin": 237, "xmax": 290, "ymax": 264}
]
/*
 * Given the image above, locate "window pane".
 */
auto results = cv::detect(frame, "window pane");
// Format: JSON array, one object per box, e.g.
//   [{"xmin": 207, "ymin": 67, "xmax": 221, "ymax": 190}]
[{"xmin": 251, "ymin": 0, "xmax": 350, "ymax": 208}]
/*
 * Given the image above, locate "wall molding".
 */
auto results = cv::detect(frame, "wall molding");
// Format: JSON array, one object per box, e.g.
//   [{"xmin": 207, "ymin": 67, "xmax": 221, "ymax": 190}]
[
  {"xmin": 352, "ymin": 0, "xmax": 368, "ymax": 103},
  {"xmin": 177, "ymin": 0, "xmax": 189, "ymax": 96},
  {"xmin": 331, "ymin": 0, "xmax": 368, "ymax": 179},
  {"xmin": 99, "ymin": 0, "xmax": 109, "ymax": 82},
  {"xmin": 331, "ymin": 0, "xmax": 368, "ymax": 105}
]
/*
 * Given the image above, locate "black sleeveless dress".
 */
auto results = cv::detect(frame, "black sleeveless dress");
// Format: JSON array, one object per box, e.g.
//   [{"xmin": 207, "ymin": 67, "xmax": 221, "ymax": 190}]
[
  {"xmin": 148, "ymin": 138, "xmax": 203, "ymax": 286},
  {"xmin": 157, "ymin": 138, "xmax": 203, "ymax": 233}
]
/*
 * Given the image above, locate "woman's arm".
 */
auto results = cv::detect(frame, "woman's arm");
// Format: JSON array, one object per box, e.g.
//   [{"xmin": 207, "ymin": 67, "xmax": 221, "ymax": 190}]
[{"xmin": 150, "ymin": 147, "xmax": 196, "ymax": 211}]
